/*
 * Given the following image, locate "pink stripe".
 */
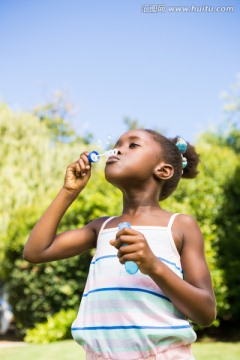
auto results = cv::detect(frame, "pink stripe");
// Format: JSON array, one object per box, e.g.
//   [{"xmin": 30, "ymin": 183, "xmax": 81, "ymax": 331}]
[
  {"xmin": 84, "ymin": 342, "xmax": 194, "ymax": 360},
  {"xmin": 80, "ymin": 309, "xmax": 171, "ymax": 326},
  {"xmin": 82, "ymin": 298, "xmax": 155, "ymax": 310},
  {"xmin": 77, "ymin": 298, "xmax": 188, "ymax": 326}
]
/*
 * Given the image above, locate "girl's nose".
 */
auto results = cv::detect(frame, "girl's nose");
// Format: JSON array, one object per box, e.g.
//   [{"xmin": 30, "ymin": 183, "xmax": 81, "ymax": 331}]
[{"xmin": 117, "ymin": 148, "xmax": 122, "ymax": 155}]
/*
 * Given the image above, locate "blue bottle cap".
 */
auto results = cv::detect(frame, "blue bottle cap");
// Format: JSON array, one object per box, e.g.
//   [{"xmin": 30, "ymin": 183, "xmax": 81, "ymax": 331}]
[
  {"xmin": 88, "ymin": 151, "xmax": 99, "ymax": 163},
  {"xmin": 118, "ymin": 222, "xmax": 131, "ymax": 230}
]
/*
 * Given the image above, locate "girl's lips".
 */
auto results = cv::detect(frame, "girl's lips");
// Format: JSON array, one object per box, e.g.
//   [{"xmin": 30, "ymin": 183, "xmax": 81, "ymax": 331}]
[{"xmin": 106, "ymin": 156, "xmax": 119, "ymax": 164}]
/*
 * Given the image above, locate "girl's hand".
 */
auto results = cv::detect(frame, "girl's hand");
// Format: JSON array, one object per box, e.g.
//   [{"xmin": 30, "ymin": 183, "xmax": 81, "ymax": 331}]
[
  {"xmin": 63, "ymin": 152, "xmax": 91, "ymax": 195},
  {"xmin": 110, "ymin": 227, "xmax": 158, "ymax": 275}
]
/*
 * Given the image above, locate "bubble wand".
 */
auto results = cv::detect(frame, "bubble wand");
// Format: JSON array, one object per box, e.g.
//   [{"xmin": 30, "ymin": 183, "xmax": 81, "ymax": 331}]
[{"xmin": 88, "ymin": 148, "xmax": 118, "ymax": 163}]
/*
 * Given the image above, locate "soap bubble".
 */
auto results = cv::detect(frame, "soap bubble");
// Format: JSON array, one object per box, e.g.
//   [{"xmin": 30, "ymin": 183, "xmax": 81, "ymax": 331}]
[
  {"xmin": 104, "ymin": 135, "xmax": 114, "ymax": 149},
  {"xmin": 96, "ymin": 135, "xmax": 114, "ymax": 151},
  {"xmin": 88, "ymin": 135, "xmax": 117, "ymax": 163}
]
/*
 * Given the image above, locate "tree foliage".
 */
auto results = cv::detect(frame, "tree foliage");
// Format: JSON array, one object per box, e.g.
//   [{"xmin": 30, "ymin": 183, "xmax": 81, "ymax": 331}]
[
  {"xmin": 204, "ymin": 76, "xmax": 240, "ymax": 321},
  {"xmin": 0, "ymin": 103, "xmax": 84, "ymax": 274},
  {"xmin": 0, "ymin": 102, "xmax": 121, "ymax": 331},
  {"xmin": 215, "ymin": 165, "xmax": 240, "ymax": 320},
  {"xmin": 33, "ymin": 91, "xmax": 94, "ymax": 144}
]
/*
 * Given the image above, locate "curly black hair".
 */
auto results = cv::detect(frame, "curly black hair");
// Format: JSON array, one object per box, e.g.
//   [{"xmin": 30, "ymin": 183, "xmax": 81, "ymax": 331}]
[{"xmin": 144, "ymin": 129, "xmax": 200, "ymax": 201}]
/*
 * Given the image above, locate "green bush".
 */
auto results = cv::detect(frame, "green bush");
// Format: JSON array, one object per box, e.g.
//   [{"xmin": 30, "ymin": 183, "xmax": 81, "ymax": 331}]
[
  {"xmin": 5, "ymin": 170, "xmax": 121, "ymax": 332},
  {"xmin": 0, "ymin": 103, "xmax": 121, "ymax": 332},
  {"xmin": 215, "ymin": 165, "xmax": 240, "ymax": 320},
  {"xmin": 24, "ymin": 309, "xmax": 77, "ymax": 343},
  {"xmin": 7, "ymin": 255, "xmax": 91, "ymax": 332}
]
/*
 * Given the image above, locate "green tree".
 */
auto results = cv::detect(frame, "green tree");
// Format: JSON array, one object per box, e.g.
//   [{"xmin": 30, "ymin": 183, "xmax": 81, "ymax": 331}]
[
  {"xmin": 0, "ymin": 103, "xmax": 85, "ymax": 274},
  {"xmin": 203, "ymin": 73, "xmax": 240, "ymax": 152},
  {"xmin": 33, "ymin": 91, "xmax": 94, "ymax": 144},
  {"xmin": 215, "ymin": 165, "xmax": 240, "ymax": 321},
  {"xmin": 223, "ymin": 75, "xmax": 240, "ymax": 153},
  {"xmin": 222, "ymin": 73, "xmax": 240, "ymax": 129},
  {"xmin": 0, "ymin": 102, "xmax": 121, "ymax": 332},
  {"xmin": 210, "ymin": 75, "xmax": 240, "ymax": 321}
]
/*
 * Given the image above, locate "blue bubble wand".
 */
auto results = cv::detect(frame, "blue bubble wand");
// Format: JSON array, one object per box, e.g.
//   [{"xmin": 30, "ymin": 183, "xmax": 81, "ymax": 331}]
[{"xmin": 88, "ymin": 149, "xmax": 118, "ymax": 163}]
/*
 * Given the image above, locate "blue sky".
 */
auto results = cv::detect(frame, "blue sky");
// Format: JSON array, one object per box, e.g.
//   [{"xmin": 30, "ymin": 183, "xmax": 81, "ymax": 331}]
[{"xmin": 0, "ymin": 0, "xmax": 240, "ymax": 144}]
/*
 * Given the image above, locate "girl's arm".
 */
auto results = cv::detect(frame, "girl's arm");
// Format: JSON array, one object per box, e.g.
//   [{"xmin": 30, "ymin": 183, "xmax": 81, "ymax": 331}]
[
  {"xmin": 149, "ymin": 215, "xmax": 216, "ymax": 326},
  {"xmin": 113, "ymin": 215, "xmax": 216, "ymax": 327},
  {"xmin": 23, "ymin": 152, "xmax": 97, "ymax": 263}
]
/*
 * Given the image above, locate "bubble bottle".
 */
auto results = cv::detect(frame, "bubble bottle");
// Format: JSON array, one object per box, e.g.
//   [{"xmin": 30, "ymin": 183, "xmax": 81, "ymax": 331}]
[{"xmin": 118, "ymin": 222, "xmax": 139, "ymax": 275}]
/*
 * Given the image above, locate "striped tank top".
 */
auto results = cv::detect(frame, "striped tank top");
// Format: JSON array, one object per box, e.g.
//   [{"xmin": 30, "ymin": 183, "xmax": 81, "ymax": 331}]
[{"xmin": 71, "ymin": 214, "xmax": 197, "ymax": 359}]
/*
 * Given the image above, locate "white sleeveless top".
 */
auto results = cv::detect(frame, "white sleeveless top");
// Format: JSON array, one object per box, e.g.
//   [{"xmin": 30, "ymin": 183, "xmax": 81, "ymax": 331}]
[{"xmin": 72, "ymin": 214, "xmax": 196, "ymax": 359}]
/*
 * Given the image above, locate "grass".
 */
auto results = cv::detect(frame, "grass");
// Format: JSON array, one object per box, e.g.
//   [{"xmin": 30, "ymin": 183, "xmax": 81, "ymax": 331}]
[
  {"xmin": 0, "ymin": 340, "xmax": 240, "ymax": 360},
  {"xmin": 0, "ymin": 340, "xmax": 85, "ymax": 360},
  {"xmin": 192, "ymin": 342, "xmax": 240, "ymax": 359}
]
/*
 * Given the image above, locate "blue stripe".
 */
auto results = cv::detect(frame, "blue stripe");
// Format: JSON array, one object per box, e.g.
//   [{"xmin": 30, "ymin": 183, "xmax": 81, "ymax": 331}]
[
  {"xmin": 91, "ymin": 255, "xmax": 117, "ymax": 264},
  {"xmin": 82, "ymin": 287, "xmax": 170, "ymax": 302},
  {"xmin": 72, "ymin": 325, "xmax": 191, "ymax": 331},
  {"xmin": 158, "ymin": 257, "xmax": 183, "ymax": 273},
  {"xmin": 91, "ymin": 255, "xmax": 182, "ymax": 274}
]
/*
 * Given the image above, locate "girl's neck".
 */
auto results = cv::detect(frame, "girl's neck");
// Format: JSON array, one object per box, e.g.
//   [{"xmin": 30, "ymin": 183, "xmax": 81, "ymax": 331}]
[{"xmin": 122, "ymin": 192, "xmax": 161, "ymax": 216}]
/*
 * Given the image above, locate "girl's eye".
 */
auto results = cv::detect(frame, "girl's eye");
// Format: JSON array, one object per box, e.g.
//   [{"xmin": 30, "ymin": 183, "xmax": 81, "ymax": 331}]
[{"xmin": 129, "ymin": 143, "xmax": 139, "ymax": 148}]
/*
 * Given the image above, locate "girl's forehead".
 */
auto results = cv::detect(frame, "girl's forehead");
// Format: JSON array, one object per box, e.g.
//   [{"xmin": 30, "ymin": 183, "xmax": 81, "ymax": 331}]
[{"xmin": 116, "ymin": 129, "xmax": 154, "ymax": 143}]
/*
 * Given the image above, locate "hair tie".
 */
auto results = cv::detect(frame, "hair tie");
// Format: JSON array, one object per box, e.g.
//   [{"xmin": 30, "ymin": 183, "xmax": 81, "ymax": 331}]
[
  {"xmin": 176, "ymin": 138, "xmax": 187, "ymax": 168},
  {"xmin": 181, "ymin": 156, "xmax": 187, "ymax": 169}
]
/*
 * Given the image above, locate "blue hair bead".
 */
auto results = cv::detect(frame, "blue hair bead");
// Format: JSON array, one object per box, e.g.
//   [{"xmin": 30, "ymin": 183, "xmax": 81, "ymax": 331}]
[
  {"xmin": 176, "ymin": 138, "xmax": 187, "ymax": 153},
  {"xmin": 182, "ymin": 156, "xmax": 187, "ymax": 168}
]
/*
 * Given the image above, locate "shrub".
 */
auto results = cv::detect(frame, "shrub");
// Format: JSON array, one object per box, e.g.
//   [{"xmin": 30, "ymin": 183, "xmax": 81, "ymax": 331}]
[
  {"xmin": 24, "ymin": 309, "xmax": 77, "ymax": 343},
  {"xmin": 7, "ymin": 254, "xmax": 91, "ymax": 332}
]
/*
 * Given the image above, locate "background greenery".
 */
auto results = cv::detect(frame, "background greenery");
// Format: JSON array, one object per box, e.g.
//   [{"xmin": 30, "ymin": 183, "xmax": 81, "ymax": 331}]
[{"xmin": 0, "ymin": 77, "xmax": 240, "ymax": 342}]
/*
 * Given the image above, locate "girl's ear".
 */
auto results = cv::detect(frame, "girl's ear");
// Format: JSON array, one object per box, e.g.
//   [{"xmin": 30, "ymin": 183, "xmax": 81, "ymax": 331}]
[{"xmin": 154, "ymin": 163, "xmax": 174, "ymax": 180}]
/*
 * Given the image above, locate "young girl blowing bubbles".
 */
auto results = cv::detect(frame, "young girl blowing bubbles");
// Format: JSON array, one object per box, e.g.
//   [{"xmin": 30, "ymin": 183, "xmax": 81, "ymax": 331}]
[{"xmin": 23, "ymin": 129, "xmax": 216, "ymax": 360}]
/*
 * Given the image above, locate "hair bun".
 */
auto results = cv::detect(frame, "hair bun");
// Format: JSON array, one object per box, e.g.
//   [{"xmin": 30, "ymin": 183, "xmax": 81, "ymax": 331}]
[{"xmin": 172, "ymin": 137, "xmax": 199, "ymax": 178}]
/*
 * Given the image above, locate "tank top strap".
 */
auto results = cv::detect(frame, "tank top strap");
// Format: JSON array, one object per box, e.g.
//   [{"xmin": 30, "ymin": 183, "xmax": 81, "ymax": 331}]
[
  {"xmin": 167, "ymin": 213, "xmax": 180, "ymax": 258},
  {"xmin": 99, "ymin": 216, "xmax": 117, "ymax": 233},
  {"xmin": 167, "ymin": 213, "xmax": 180, "ymax": 230}
]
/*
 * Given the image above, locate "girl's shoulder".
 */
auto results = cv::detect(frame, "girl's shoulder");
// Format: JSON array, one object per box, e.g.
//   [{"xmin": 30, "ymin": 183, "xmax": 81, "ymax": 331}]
[
  {"xmin": 170, "ymin": 214, "xmax": 201, "ymax": 254},
  {"xmin": 172, "ymin": 213, "xmax": 200, "ymax": 228},
  {"xmin": 87, "ymin": 216, "xmax": 116, "ymax": 236},
  {"xmin": 171, "ymin": 213, "xmax": 201, "ymax": 237}
]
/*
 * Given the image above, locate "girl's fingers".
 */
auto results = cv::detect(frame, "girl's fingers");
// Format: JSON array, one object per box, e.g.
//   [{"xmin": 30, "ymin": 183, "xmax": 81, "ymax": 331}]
[
  {"xmin": 114, "ymin": 235, "xmax": 139, "ymax": 249},
  {"xmin": 116, "ymin": 228, "xmax": 136, "ymax": 238},
  {"xmin": 80, "ymin": 152, "xmax": 90, "ymax": 165},
  {"xmin": 78, "ymin": 152, "xmax": 91, "ymax": 176},
  {"xmin": 117, "ymin": 243, "xmax": 138, "ymax": 256},
  {"xmin": 79, "ymin": 158, "xmax": 87, "ymax": 176}
]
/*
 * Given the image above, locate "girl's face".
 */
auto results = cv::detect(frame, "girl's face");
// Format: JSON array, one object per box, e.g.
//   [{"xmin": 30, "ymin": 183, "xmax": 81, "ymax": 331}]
[{"xmin": 104, "ymin": 129, "xmax": 162, "ymax": 188}]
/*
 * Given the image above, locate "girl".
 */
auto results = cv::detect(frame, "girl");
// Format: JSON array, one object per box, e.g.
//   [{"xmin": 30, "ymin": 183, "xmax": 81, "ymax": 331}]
[{"xmin": 23, "ymin": 129, "xmax": 216, "ymax": 360}]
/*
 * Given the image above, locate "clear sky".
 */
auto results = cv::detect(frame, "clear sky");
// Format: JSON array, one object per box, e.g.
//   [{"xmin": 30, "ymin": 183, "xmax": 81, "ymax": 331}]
[{"xmin": 0, "ymin": 0, "xmax": 240, "ymax": 144}]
